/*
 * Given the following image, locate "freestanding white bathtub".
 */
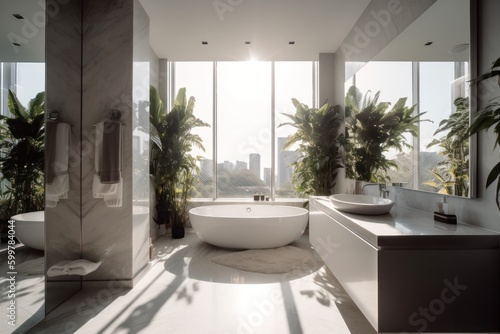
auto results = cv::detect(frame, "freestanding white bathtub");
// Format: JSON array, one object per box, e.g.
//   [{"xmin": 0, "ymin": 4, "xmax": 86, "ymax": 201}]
[
  {"xmin": 11, "ymin": 211, "xmax": 44, "ymax": 251},
  {"xmin": 189, "ymin": 205, "xmax": 309, "ymax": 249}
]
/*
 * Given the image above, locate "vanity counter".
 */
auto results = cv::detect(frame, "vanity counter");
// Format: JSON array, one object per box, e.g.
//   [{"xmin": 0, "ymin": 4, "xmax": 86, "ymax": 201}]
[
  {"xmin": 310, "ymin": 196, "xmax": 500, "ymax": 249},
  {"xmin": 309, "ymin": 196, "xmax": 500, "ymax": 333}
]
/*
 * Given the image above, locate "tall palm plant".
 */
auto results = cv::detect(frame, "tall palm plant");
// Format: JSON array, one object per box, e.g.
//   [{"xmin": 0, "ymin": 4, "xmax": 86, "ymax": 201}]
[
  {"xmin": 345, "ymin": 86, "xmax": 426, "ymax": 183},
  {"xmin": 279, "ymin": 99, "xmax": 344, "ymax": 196},
  {"xmin": 0, "ymin": 90, "xmax": 45, "ymax": 218},
  {"xmin": 426, "ymin": 97, "xmax": 469, "ymax": 196},
  {"xmin": 469, "ymin": 56, "xmax": 500, "ymax": 208},
  {"xmin": 150, "ymin": 86, "xmax": 208, "ymax": 236}
]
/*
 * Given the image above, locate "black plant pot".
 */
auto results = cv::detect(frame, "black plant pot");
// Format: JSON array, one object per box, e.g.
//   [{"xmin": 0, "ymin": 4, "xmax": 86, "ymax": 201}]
[{"xmin": 172, "ymin": 226, "xmax": 185, "ymax": 239}]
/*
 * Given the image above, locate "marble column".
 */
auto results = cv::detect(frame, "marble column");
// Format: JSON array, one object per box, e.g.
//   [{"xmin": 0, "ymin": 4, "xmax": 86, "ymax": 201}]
[
  {"xmin": 80, "ymin": 0, "xmax": 150, "ymax": 286},
  {"xmin": 46, "ymin": 0, "xmax": 150, "ymax": 294},
  {"xmin": 45, "ymin": 0, "xmax": 83, "ymax": 313}
]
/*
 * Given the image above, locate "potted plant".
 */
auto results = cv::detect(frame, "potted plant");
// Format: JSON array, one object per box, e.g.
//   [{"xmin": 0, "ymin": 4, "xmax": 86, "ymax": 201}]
[
  {"xmin": 149, "ymin": 86, "xmax": 208, "ymax": 238},
  {"xmin": 0, "ymin": 90, "xmax": 45, "ymax": 241},
  {"xmin": 279, "ymin": 99, "xmax": 344, "ymax": 196},
  {"xmin": 469, "ymin": 57, "xmax": 500, "ymax": 209},
  {"xmin": 0, "ymin": 90, "xmax": 45, "ymax": 214},
  {"xmin": 344, "ymin": 86, "xmax": 427, "ymax": 183}
]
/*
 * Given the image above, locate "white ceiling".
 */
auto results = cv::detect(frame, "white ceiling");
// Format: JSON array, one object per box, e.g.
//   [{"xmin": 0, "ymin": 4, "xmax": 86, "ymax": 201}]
[
  {"xmin": 0, "ymin": 0, "xmax": 45, "ymax": 62},
  {"xmin": 373, "ymin": 0, "xmax": 469, "ymax": 61},
  {"xmin": 0, "ymin": 0, "xmax": 469, "ymax": 63},
  {"xmin": 139, "ymin": 0, "xmax": 371, "ymax": 61}
]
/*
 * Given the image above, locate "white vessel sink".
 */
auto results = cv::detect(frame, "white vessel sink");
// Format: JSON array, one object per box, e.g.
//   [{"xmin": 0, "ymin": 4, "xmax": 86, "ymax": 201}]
[{"xmin": 329, "ymin": 194, "xmax": 393, "ymax": 215}]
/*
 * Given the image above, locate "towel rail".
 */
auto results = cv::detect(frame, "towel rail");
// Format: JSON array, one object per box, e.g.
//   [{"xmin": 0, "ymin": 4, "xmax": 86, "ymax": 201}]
[
  {"xmin": 108, "ymin": 109, "xmax": 121, "ymax": 121},
  {"xmin": 46, "ymin": 110, "xmax": 59, "ymax": 121},
  {"xmin": 93, "ymin": 109, "xmax": 125, "ymax": 127}
]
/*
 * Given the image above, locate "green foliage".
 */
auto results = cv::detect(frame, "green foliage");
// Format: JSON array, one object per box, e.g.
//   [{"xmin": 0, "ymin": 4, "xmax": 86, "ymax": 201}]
[
  {"xmin": 0, "ymin": 90, "xmax": 45, "ymax": 219},
  {"xmin": 469, "ymin": 56, "xmax": 500, "ymax": 208},
  {"xmin": 149, "ymin": 86, "xmax": 209, "ymax": 229},
  {"xmin": 425, "ymin": 97, "xmax": 469, "ymax": 196},
  {"xmin": 344, "ymin": 86, "xmax": 426, "ymax": 183},
  {"xmin": 279, "ymin": 99, "xmax": 344, "ymax": 197}
]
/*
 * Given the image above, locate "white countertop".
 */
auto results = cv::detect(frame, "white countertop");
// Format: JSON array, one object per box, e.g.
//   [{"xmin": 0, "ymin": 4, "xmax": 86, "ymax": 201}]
[{"xmin": 310, "ymin": 196, "xmax": 500, "ymax": 249}]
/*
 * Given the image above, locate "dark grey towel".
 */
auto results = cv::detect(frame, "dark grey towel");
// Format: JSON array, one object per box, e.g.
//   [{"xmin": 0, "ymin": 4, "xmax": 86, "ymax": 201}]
[
  {"xmin": 45, "ymin": 121, "xmax": 58, "ymax": 184},
  {"xmin": 100, "ymin": 121, "xmax": 122, "ymax": 184}
]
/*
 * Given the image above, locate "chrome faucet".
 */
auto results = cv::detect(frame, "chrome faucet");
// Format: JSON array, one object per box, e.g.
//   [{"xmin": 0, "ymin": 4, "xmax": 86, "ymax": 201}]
[
  {"xmin": 379, "ymin": 184, "xmax": 390, "ymax": 199},
  {"xmin": 362, "ymin": 183, "xmax": 390, "ymax": 198}
]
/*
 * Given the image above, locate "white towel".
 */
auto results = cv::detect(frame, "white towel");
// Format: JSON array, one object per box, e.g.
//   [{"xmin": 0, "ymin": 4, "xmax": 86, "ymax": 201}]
[
  {"xmin": 46, "ymin": 174, "xmax": 69, "ymax": 207},
  {"xmin": 46, "ymin": 123, "xmax": 70, "ymax": 208},
  {"xmin": 104, "ymin": 177, "xmax": 123, "ymax": 207},
  {"xmin": 47, "ymin": 259, "xmax": 102, "ymax": 277}
]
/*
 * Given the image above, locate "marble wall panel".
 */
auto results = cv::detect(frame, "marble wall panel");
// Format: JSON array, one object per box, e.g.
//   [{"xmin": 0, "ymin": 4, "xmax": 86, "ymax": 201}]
[
  {"xmin": 81, "ymin": 0, "xmax": 134, "ymax": 282},
  {"xmin": 45, "ymin": 0, "xmax": 83, "ymax": 313}
]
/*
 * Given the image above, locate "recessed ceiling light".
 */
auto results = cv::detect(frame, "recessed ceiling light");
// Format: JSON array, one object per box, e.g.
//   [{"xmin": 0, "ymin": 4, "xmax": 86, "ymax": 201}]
[
  {"xmin": 245, "ymin": 41, "xmax": 251, "ymax": 45},
  {"xmin": 449, "ymin": 43, "xmax": 469, "ymax": 54},
  {"xmin": 13, "ymin": 14, "xmax": 24, "ymax": 19},
  {"xmin": 289, "ymin": 41, "xmax": 295, "ymax": 45},
  {"xmin": 12, "ymin": 42, "xmax": 21, "ymax": 46},
  {"xmin": 424, "ymin": 42, "xmax": 433, "ymax": 46},
  {"xmin": 202, "ymin": 41, "xmax": 208, "ymax": 45}
]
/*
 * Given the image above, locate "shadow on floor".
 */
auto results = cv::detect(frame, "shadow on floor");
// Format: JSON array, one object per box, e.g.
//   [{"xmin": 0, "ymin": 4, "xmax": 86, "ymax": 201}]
[
  {"xmin": 300, "ymin": 267, "xmax": 378, "ymax": 334},
  {"xmin": 162, "ymin": 232, "xmax": 322, "ymax": 284}
]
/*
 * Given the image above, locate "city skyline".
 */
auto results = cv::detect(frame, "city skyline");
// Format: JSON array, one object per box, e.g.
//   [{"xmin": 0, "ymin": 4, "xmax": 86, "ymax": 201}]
[{"xmin": 199, "ymin": 139, "xmax": 299, "ymax": 188}]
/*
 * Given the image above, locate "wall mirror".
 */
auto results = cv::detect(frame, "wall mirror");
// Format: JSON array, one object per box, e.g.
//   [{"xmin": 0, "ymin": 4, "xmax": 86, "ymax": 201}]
[
  {"xmin": 0, "ymin": 1, "xmax": 47, "ymax": 332},
  {"xmin": 345, "ymin": 0, "xmax": 476, "ymax": 198}
]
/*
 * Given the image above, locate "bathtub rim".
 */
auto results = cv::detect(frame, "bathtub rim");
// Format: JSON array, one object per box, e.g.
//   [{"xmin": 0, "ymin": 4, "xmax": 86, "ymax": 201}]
[
  {"xmin": 189, "ymin": 204, "xmax": 308, "ymax": 219},
  {"xmin": 11, "ymin": 210, "xmax": 45, "ymax": 222}
]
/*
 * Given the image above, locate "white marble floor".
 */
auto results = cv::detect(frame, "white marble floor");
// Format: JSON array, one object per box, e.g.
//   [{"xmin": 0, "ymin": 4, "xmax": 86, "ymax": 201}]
[
  {"xmin": 0, "ymin": 244, "xmax": 45, "ymax": 334},
  {"xmin": 25, "ymin": 230, "xmax": 498, "ymax": 334}
]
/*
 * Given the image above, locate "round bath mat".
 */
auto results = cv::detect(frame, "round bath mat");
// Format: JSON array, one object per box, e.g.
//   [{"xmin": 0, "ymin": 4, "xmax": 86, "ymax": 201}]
[{"xmin": 211, "ymin": 245, "xmax": 321, "ymax": 274}]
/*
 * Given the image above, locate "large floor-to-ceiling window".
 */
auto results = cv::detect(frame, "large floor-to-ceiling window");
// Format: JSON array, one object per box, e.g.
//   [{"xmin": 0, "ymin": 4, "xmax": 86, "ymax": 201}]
[
  {"xmin": 0, "ymin": 62, "xmax": 45, "ymax": 194},
  {"xmin": 173, "ymin": 61, "xmax": 316, "ymax": 199},
  {"xmin": 347, "ymin": 60, "xmax": 469, "ymax": 195},
  {"xmin": 1, "ymin": 62, "xmax": 45, "ymax": 116}
]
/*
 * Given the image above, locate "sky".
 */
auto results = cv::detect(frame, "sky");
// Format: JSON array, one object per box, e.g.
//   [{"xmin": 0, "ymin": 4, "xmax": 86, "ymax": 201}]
[{"xmin": 16, "ymin": 62, "xmax": 45, "ymax": 107}]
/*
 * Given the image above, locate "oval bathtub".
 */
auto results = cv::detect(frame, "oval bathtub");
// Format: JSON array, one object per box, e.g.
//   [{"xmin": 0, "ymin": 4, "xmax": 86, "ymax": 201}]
[
  {"xmin": 11, "ymin": 211, "xmax": 44, "ymax": 251},
  {"xmin": 189, "ymin": 205, "xmax": 308, "ymax": 249}
]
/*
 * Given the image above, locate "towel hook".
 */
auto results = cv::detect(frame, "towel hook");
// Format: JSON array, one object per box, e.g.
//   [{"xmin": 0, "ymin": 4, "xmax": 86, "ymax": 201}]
[
  {"xmin": 46, "ymin": 110, "xmax": 59, "ymax": 121},
  {"xmin": 108, "ymin": 110, "xmax": 121, "ymax": 121}
]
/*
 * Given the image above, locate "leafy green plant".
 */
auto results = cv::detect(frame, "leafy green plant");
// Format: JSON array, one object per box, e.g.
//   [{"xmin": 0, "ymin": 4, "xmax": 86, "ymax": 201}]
[
  {"xmin": 149, "ymin": 86, "xmax": 209, "ymax": 234},
  {"xmin": 469, "ymin": 57, "xmax": 500, "ymax": 208},
  {"xmin": 0, "ymin": 90, "xmax": 45, "ymax": 219},
  {"xmin": 425, "ymin": 97, "xmax": 469, "ymax": 196},
  {"xmin": 344, "ymin": 86, "xmax": 426, "ymax": 183},
  {"xmin": 279, "ymin": 99, "xmax": 344, "ymax": 197}
]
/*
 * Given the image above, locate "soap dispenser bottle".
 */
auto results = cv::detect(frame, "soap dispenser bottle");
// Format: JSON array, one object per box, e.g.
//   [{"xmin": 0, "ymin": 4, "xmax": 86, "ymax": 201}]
[{"xmin": 442, "ymin": 196, "xmax": 448, "ymax": 214}]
